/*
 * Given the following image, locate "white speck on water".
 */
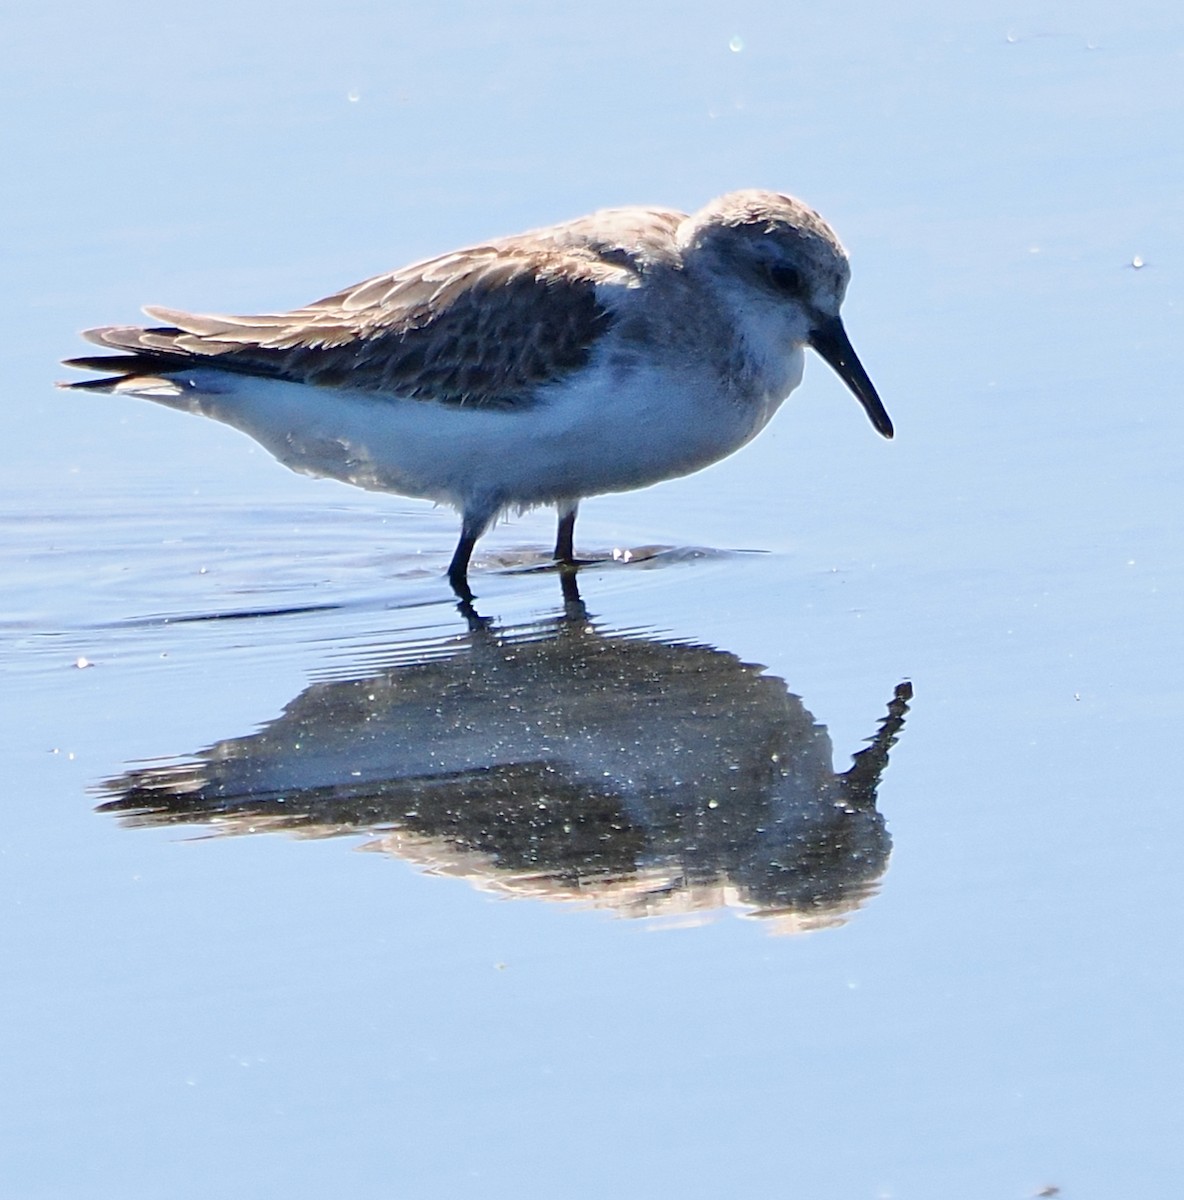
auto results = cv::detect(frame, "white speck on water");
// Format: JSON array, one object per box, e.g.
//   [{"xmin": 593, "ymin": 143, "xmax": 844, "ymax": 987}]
[
  {"xmin": 728, "ymin": 35, "xmax": 744, "ymax": 53},
  {"xmin": 1131, "ymin": 255, "xmax": 1145, "ymax": 269},
  {"xmin": 347, "ymin": 88, "xmax": 361, "ymax": 103},
  {"xmin": 74, "ymin": 657, "xmax": 92, "ymax": 669}
]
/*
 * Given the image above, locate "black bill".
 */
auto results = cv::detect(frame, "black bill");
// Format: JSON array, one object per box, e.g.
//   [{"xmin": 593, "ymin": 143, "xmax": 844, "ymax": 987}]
[{"xmin": 809, "ymin": 315, "xmax": 893, "ymax": 439}]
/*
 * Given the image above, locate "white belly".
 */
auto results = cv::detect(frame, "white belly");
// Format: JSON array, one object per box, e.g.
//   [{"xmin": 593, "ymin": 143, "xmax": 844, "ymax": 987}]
[{"xmin": 147, "ymin": 352, "xmax": 802, "ymax": 517}]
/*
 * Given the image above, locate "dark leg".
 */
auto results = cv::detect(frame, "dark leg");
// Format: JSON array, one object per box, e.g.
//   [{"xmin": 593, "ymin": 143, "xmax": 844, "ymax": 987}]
[
  {"xmin": 554, "ymin": 502, "xmax": 586, "ymax": 616},
  {"xmin": 554, "ymin": 501, "xmax": 578, "ymax": 563},
  {"xmin": 447, "ymin": 533, "xmax": 477, "ymax": 602},
  {"xmin": 448, "ymin": 509, "xmax": 492, "ymax": 602}
]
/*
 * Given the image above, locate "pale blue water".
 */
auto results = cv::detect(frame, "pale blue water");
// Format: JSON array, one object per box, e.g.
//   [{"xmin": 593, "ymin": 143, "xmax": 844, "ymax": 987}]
[{"xmin": 3, "ymin": 2, "xmax": 1182, "ymax": 1197}]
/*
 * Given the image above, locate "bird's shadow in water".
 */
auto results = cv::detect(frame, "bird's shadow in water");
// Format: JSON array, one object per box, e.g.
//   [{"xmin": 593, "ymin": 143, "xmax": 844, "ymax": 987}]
[{"xmin": 95, "ymin": 582, "xmax": 912, "ymax": 932}]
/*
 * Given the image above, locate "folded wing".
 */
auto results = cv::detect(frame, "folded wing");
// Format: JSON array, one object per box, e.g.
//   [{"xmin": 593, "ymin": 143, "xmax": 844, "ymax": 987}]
[{"xmin": 63, "ymin": 241, "xmax": 631, "ymax": 408}]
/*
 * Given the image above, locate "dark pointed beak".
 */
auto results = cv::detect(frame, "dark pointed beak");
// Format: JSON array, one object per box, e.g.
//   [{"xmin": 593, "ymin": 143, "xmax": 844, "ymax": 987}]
[{"xmin": 809, "ymin": 316, "xmax": 893, "ymax": 439}]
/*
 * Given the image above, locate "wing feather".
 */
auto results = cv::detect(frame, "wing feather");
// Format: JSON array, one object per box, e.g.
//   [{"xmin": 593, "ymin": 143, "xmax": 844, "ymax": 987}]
[
  {"xmin": 63, "ymin": 205, "xmax": 690, "ymax": 403},
  {"xmin": 67, "ymin": 245, "xmax": 629, "ymax": 405}
]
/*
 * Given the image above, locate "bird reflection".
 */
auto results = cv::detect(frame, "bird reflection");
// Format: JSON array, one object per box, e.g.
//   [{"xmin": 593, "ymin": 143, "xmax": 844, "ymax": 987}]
[{"xmin": 97, "ymin": 603, "xmax": 912, "ymax": 932}]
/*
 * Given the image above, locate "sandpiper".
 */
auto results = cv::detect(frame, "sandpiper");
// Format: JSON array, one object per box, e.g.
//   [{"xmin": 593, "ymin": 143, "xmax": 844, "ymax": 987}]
[{"xmin": 63, "ymin": 189, "xmax": 892, "ymax": 599}]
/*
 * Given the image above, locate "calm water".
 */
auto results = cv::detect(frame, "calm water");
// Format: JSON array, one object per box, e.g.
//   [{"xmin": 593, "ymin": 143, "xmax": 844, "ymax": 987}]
[{"xmin": 4, "ymin": 2, "xmax": 1182, "ymax": 1197}]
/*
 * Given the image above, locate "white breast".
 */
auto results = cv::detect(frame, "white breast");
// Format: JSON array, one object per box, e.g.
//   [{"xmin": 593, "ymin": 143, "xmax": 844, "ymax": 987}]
[{"xmin": 139, "ymin": 347, "xmax": 803, "ymax": 520}]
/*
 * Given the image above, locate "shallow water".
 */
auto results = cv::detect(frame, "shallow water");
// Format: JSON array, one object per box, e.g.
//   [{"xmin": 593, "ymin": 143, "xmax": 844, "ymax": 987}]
[{"xmin": 4, "ymin": 2, "xmax": 1183, "ymax": 1197}]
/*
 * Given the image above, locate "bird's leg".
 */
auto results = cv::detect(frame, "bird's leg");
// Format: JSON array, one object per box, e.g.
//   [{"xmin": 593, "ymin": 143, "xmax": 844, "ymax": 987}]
[
  {"xmin": 553, "ymin": 501, "xmax": 587, "ymax": 612},
  {"xmin": 447, "ymin": 536, "xmax": 477, "ymax": 602},
  {"xmin": 554, "ymin": 501, "xmax": 579, "ymax": 564},
  {"xmin": 448, "ymin": 509, "xmax": 493, "ymax": 602}
]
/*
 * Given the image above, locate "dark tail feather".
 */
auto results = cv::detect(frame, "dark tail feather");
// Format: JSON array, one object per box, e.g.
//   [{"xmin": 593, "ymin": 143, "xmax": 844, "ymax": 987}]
[
  {"xmin": 63, "ymin": 353, "xmax": 188, "ymax": 374},
  {"xmin": 60, "ymin": 313, "xmax": 228, "ymax": 390},
  {"xmin": 58, "ymin": 347, "xmax": 196, "ymax": 392},
  {"xmin": 58, "ymin": 375, "xmax": 126, "ymax": 392}
]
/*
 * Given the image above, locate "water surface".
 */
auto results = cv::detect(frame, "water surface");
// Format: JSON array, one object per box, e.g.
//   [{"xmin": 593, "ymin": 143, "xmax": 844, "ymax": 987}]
[{"xmin": 4, "ymin": 3, "xmax": 1182, "ymax": 1197}]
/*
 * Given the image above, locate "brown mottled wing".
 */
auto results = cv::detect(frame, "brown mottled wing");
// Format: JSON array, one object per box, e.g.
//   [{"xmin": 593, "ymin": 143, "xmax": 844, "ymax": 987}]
[{"xmin": 65, "ymin": 242, "xmax": 630, "ymax": 407}]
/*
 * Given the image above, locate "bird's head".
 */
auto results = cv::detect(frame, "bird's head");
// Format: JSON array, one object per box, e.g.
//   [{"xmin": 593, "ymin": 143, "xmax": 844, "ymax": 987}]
[{"xmin": 679, "ymin": 190, "xmax": 892, "ymax": 438}]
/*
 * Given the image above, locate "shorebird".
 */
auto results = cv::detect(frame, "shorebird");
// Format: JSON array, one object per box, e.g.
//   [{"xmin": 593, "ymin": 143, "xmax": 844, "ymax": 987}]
[{"xmin": 62, "ymin": 189, "xmax": 892, "ymax": 600}]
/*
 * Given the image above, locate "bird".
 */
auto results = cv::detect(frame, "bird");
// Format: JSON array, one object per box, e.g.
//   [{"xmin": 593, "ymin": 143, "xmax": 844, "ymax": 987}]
[{"xmin": 62, "ymin": 189, "xmax": 892, "ymax": 600}]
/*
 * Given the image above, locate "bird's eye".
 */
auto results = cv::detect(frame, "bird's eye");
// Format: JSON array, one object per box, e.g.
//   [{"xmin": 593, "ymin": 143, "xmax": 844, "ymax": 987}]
[{"xmin": 768, "ymin": 264, "xmax": 804, "ymax": 296}]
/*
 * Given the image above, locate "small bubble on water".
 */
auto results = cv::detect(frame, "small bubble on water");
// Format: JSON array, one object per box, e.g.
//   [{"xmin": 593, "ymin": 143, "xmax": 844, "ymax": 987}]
[
  {"xmin": 347, "ymin": 88, "xmax": 361, "ymax": 103},
  {"xmin": 728, "ymin": 35, "xmax": 744, "ymax": 53}
]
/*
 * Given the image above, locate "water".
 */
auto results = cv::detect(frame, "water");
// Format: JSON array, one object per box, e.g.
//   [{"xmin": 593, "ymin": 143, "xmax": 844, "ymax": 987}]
[{"xmin": 4, "ymin": 2, "xmax": 1182, "ymax": 1197}]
